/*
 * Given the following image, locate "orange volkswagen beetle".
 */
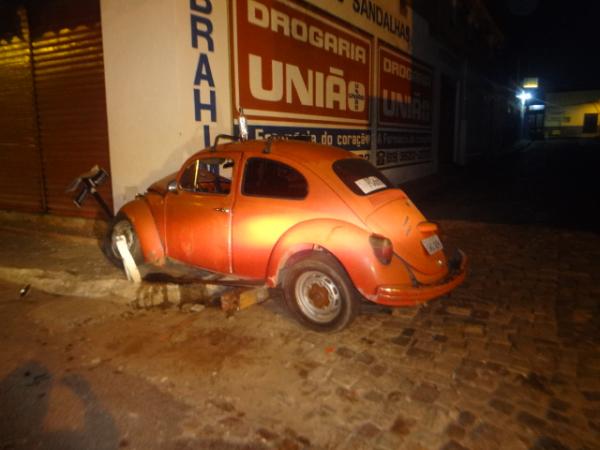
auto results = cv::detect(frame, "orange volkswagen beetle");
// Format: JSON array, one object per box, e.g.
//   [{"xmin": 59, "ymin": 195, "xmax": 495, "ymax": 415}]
[{"xmin": 105, "ymin": 138, "xmax": 466, "ymax": 331}]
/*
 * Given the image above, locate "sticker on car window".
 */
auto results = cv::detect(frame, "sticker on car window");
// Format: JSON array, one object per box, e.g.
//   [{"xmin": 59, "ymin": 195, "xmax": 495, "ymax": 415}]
[{"xmin": 354, "ymin": 176, "xmax": 386, "ymax": 194}]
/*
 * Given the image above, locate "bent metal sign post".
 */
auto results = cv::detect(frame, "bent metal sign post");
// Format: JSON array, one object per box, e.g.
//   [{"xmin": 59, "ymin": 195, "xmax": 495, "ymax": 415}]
[{"xmin": 231, "ymin": 0, "xmax": 372, "ymax": 151}]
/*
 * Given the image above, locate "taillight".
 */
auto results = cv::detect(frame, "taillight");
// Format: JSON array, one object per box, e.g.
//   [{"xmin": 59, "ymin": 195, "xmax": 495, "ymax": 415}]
[{"xmin": 369, "ymin": 234, "xmax": 393, "ymax": 265}]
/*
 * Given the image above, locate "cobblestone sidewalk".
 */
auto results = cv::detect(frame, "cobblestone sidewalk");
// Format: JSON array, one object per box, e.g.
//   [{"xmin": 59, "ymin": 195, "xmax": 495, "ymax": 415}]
[{"xmin": 2, "ymin": 218, "xmax": 597, "ymax": 450}]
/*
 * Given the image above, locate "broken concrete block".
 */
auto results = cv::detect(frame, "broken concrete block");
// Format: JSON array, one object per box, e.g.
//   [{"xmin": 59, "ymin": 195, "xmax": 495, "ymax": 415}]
[
  {"xmin": 239, "ymin": 287, "xmax": 269, "ymax": 310},
  {"xmin": 220, "ymin": 287, "xmax": 270, "ymax": 314}
]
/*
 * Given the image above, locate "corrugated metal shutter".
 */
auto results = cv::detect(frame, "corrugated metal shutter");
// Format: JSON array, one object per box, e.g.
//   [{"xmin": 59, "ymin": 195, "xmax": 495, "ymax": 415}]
[
  {"xmin": 0, "ymin": 7, "xmax": 45, "ymax": 212},
  {"xmin": 29, "ymin": 0, "xmax": 112, "ymax": 217}
]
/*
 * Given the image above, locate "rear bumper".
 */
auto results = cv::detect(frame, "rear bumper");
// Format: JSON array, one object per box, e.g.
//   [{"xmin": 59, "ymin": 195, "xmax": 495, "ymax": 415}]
[{"xmin": 373, "ymin": 250, "xmax": 467, "ymax": 306}]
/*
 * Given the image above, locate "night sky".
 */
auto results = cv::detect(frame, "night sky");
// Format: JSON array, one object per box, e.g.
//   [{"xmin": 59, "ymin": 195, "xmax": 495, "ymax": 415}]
[{"xmin": 485, "ymin": 0, "xmax": 600, "ymax": 92}]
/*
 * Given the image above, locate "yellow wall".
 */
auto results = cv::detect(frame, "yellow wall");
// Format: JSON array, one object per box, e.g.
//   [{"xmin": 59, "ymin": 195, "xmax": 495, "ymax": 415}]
[
  {"xmin": 544, "ymin": 91, "xmax": 600, "ymax": 138},
  {"xmin": 545, "ymin": 102, "xmax": 600, "ymax": 128}
]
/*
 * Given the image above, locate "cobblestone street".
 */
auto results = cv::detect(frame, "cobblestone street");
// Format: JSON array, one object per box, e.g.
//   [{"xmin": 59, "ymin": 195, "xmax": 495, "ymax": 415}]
[{"xmin": 0, "ymin": 140, "xmax": 599, "ymax": 449}]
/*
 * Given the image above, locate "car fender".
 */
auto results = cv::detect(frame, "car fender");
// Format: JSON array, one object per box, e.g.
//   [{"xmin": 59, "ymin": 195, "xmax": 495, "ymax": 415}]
[
  {"xmin": 266, "ymin": 219, "xmax": 412, "ymax": 298},
  {"xmin": 120, "ymin": 198, "xmax": 165, "ymax": 264}
]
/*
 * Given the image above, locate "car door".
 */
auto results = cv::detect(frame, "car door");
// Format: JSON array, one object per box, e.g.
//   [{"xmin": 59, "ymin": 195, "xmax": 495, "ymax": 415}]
[
  {"xmin": 232, "ymin": 155, "xmax": 312, "ymax": 279},
  {"xmin": 164, "ymin": 154, "xmax": 238, "ymax": 273}
]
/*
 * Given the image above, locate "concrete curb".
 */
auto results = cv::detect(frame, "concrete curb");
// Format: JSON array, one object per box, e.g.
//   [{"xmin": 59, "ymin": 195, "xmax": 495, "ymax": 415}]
[
  {"xmin": 0, "ymin": 224, "xmax": 100, "ymax": 245},
  {"xmin": 0, "ymin": 210, "xmax": 107, "ymax": 237},
  {"xmin": 0, "ymin": 266, "xmax": 227, "ymax": 308},
  {"xmin": 0, "ymin": 212, "xmax": 271, "ymax": 313}
]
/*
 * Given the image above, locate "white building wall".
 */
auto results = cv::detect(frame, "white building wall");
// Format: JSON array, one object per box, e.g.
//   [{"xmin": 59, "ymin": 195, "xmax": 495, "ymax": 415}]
[{"xmin": 101, "ymin": 0, "xmax": 232, "ymax": 209}]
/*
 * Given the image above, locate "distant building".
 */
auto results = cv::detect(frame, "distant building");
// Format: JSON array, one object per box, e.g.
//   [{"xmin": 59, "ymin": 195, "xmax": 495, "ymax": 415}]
[{"xmin": 544, "ymin": 90, "xmax": 600, "ymax": 138}]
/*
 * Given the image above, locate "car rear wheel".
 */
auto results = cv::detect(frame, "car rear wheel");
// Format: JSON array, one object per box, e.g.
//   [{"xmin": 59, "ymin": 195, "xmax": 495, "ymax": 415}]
[
  {"xmin": 283, "ymin": 252, "xmax": 359, "ymax": 332},
  {"xmin": 103, "ymin": 213, "xmax": 143, "ymax": 268}
]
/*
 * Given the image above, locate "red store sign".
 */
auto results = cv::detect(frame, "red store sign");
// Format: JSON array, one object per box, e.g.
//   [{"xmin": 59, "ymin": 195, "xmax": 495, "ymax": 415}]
[
  {"xmin": 378, "ymin": 45, "xmax": 433, "ymax": 129},
  {"xmin": 232, "ymin": 0, "xmax": 372, "ymax": 126}
]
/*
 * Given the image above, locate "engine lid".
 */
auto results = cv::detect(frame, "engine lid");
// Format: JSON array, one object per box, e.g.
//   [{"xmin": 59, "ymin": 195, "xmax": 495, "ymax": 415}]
[{"xmin": 365, "ymin": 196, "xmax": 448, "ymax": 276}]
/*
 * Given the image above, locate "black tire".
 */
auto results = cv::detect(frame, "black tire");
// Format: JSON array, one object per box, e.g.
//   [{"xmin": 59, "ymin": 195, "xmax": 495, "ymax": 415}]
[
  {"xmin": 102, "ymin": 212, "xmax": 144, "ymax": 268},
  {"xmin": 283, "ymin": 252, "xmax": 359, "ymax": 332}
]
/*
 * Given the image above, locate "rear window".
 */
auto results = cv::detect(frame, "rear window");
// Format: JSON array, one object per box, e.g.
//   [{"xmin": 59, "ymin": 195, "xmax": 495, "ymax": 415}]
[{"xmin": 332, "ymin": 159, "xmax": 393, "ymax": 196}]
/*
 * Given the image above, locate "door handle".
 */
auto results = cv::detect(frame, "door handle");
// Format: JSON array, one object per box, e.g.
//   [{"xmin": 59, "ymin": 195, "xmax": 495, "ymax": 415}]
[{"xmin": 213, "ymin": 207, "xmax": 230, "ymax": 213}]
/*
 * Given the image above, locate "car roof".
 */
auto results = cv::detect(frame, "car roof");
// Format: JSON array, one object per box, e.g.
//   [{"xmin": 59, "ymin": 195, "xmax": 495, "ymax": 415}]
[
  {"xmin": 186, "ymin": 138, "xmax": 402, "ymax": 221},
  {"xmin": 196, "ymin": 139, "xmax": 359, "ymax": 169}
]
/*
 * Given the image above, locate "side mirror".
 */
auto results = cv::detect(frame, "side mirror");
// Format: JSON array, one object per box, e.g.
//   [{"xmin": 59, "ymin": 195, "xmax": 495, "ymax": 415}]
[{"xmin": 167, "ymin": 180, "xmax": 178, "ymax": 193}]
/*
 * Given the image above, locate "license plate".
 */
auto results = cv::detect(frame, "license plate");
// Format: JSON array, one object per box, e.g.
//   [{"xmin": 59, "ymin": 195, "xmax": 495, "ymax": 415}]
[{"xmin": 422, "ymin": 234, "xmax": 443, "ymax": 255}]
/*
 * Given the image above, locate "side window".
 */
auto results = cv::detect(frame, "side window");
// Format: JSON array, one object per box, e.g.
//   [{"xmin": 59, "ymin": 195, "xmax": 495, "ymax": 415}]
[
  {"xmin": 242, "ymin": 157, "xmax": 308, "ymax": 199},
  {"xmin": 179, "ymin": 157, "xmax": 234, "ymax": 194}
]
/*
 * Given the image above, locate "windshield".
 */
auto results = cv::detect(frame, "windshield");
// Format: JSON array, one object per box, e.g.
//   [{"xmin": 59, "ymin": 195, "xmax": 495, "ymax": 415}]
[
  {"xmin": 179, "ymin": 157, "xmax": 234, "ymax": 194},
  {"xmin": 332, "ymin": 158, "xmax": 394, "ymax": 196}
]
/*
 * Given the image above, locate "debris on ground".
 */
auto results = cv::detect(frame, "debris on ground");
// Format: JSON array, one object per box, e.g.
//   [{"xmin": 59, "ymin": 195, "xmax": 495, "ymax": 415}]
[
  {"xmin": 190, "ymin": 304, "xmax": 205, "ymax": 313},
  {"xmin": 19, "ymin": 284, "xmax": 31, "ymax": 297}
]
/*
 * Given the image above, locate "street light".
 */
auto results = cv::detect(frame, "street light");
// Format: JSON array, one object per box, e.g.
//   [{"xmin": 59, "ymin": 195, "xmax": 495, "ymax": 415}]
[{"xmin": 517, "ymin": 90, "xmax": 533, "ymax": 106}]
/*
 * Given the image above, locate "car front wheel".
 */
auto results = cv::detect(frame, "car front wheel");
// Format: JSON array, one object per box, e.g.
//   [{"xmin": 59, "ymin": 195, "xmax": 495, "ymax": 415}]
[
  {"xmin": 283, "ymin": 252, "xmax": 359, "ymax": 332},
  {"xmin": 103, "ymin": 212, "xmax": 143, "ymax": 268}
]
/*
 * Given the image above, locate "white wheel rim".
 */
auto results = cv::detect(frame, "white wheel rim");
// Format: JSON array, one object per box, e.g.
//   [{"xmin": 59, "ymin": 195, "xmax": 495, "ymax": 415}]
[{"xmin": 295, "ymin": 271, "xmax": 342, "ymax": 323}]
